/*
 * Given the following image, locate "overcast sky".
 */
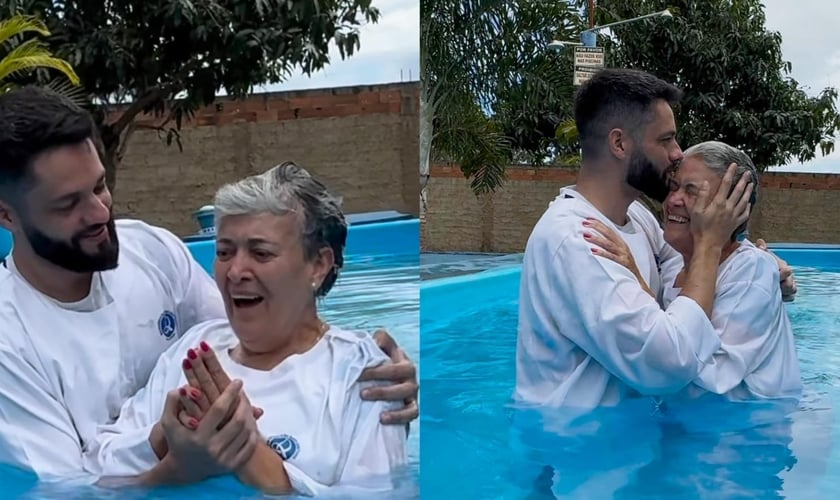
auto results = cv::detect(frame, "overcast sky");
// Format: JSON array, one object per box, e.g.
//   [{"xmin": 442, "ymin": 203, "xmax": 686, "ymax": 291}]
[
  {"xmin": 258, "ymin": 0, "xmax": 419, "ymax": 92},
  {"xmin": 258, "ymin": 0, "xmax": 839, "ymax": 173}
]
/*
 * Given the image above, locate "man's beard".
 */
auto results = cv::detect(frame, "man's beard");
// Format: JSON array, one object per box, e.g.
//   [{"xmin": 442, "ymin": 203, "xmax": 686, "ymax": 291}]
[
  {"xmin": 626, "ymin": 150, "xmax": 673, "ymax": 203},
  {"xmin": 22, "ymin": 217, "xmax": 120, "ymax": 273}
]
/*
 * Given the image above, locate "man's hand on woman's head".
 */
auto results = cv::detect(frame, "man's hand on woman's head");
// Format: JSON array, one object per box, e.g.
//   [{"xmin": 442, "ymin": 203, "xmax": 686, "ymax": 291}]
[{"xmin": 359, "ymin": 329, "xmax": 419, "ymax": 426}]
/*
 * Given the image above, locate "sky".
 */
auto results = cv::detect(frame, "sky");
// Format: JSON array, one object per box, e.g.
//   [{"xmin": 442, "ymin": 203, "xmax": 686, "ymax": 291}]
[
  {"xmin": 257, "ymin": 0, "xmax": 419, "ymax": 92},
  {"xmin": 762, "ymin": 0, "xmax": 840, "ymax": 173},
  {"xmin": 256, "ymin": 0, "xmax": 839, "ymax": 173}
]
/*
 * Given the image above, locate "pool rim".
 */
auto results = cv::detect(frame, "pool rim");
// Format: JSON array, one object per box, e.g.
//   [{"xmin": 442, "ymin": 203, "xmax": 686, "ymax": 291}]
[{"xmin": 421, "ymin": 243, "xmax": 840, "ymax": 289}]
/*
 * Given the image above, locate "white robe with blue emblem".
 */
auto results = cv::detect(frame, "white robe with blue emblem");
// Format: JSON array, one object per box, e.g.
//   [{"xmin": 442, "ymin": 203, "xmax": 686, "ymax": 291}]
[
  {"xmin": 83, "ymin": 320, "xmax": 408, "ymax": 496},
  {"xmin": 0, "ymin": 219, "xmax": 225, "ymax": 479}
]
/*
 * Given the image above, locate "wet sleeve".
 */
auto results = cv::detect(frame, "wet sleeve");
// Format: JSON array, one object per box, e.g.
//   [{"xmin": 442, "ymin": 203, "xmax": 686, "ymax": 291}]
[
  {"xmin": 692, "ymin": 255, "xmax": 802, "ymax": 398},
  {"xmin": 284, "ymin": 340, "xmax": 407, "ymax": 496},
  {"xmin": 0, "ymin": 343, "xmax": 86, "ymax": 479},
  {"xmin": 285, "ymin": 393, "xmax": 406, "ymax": 495},
  {"xmin": 83, "ymin": 331, "xmax": 190, "ymax": 477}
]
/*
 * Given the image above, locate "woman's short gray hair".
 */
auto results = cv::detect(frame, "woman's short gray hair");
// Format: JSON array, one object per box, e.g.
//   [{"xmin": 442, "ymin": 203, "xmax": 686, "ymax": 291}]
[
  {"xmin": 213, "ymin": 161, "xmax": 347, "ymax": 297},
  {"xmin": 683, "ymin": 141, "xmax": 759, "ymax": 239}
]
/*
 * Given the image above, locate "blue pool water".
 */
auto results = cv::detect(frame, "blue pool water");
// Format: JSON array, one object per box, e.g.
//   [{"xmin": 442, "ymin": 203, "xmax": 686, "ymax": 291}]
[
  {"xmin": 420, "ymin": 246, "xmax": 840, "ymax": 499},
  {"xmin": 1, "ymin": 219, "xmax": 419, "ymax": 499}
]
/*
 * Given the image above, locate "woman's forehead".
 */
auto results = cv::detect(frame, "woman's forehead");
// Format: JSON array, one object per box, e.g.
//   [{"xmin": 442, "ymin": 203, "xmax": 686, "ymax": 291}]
[
  {"xmin": 674, "ymin": 156, "xmax": 714, "ymax": 182},
  {"xmin": 216, "ymin": 212, "xmax": 299, "ymax": 240}
]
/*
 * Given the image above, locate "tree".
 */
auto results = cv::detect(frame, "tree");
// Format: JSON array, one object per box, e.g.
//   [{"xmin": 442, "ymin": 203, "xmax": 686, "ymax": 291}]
[
  {"xmin": 557, "ymin": 0, "xmax": 840, "ymax": 171},
  {"xmin": 420, "ymin": 0, "xmax": 584, "ymax": 202},
  {"xmin": 0, "ymin": 14, "xmax": 80, "ymax": 93},
  {"xmin": 4, "ymin": 0, "xmax": 380, "ymax": 192}
]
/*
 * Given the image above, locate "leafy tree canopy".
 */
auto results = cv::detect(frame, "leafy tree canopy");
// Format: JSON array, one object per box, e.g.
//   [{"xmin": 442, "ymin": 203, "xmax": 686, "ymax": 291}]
[
  {"xmin": 421, "ymin": 0, "xmax": 584, "ymax": 193},
  {"xmin": 596, "ymin": 0, "xmax": 840, "ymax": 171},
  {"xmin": 2, "ymin": 0, "xmax": 380, "ymax": 188}
]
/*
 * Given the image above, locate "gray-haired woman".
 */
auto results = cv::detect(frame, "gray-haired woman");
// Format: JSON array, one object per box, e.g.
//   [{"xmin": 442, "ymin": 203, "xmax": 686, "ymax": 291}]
[
  {"xmin": 84, "ymin": 162, "xmax": 410, "ymax": 496},
  {"xmin": 585, "ymin": 141, "xmax": 802, "ymax": 403}
]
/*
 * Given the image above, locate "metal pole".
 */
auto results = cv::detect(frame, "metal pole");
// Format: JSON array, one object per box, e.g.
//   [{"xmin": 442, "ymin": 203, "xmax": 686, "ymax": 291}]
[{"xmin": 582, "ymin": 0, "xmax": 597, "ymax": 46}]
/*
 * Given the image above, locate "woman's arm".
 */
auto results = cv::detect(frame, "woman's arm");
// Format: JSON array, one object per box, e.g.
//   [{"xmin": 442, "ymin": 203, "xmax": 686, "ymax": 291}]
[
  {"xmin": 236, "ymin": 442, "xmax": 294, "ymax": 494},
  {"xmin": 691, "ymin": 253, "xmax": 802, "ymax": 398},
  {"xmin": 584, "ymin": 218, "xmax": 657, "ymax": 299},
  {"xmin": 336, "ymin": 389, "xmax": 408, "ymax": 488}
]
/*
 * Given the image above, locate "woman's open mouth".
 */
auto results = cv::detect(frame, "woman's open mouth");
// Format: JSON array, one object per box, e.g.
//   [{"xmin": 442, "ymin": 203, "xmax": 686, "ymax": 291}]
[{"xmin": 231, "ymin": 295, "xmax": 264, "ymax": 308}]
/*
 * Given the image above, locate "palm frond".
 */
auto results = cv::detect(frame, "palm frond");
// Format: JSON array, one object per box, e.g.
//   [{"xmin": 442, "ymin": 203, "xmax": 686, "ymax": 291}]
[
  {"xmin": 0, "ymin": 37, "xmax": 80, "ymax": 84},
  {"xmin": 42, "ymin": 77, "xmax": 92, "ymax": 107},
  {"xmin": 555, "ymin": 118, "xmax": 579, "ymax": 143},
  {"xmin": 0, "ymin": 15, "xmax": 50, "ymax": 47}
]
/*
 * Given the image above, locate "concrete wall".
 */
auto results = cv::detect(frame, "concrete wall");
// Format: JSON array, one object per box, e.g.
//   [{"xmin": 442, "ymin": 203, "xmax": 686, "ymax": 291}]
[
  {"xmin": 110, "ymin": 82, "xmax": 420, "ymax": 237},
  {"xmin": 422, "ymin": 164, "xmax": 840, "ymax": 252}
]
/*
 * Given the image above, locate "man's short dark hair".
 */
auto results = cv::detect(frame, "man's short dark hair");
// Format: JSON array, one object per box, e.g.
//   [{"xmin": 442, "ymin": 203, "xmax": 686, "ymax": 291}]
[
  {"xmin": 0, "ymin": 86, "xmax": 98, "ymax": 203},
  {"xmin": 574, "ymin": 68, "xmax": 683, "ymax": 159}
]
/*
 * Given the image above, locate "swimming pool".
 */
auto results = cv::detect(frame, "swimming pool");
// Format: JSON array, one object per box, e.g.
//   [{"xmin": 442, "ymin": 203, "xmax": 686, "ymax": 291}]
[
  {"xmin": 2, "ymin": 218, "xmax": 420, "ymax": 499},
  {"xmin": 420, "ymin": 244, "xmax": 840, "ymax": 499}
]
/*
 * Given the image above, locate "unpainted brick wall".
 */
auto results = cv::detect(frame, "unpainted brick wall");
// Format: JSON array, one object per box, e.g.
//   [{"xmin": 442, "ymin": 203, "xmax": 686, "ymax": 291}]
[
  {"xmin": 422, "ymin": 165, "xmax": 840, "ymax": 252},
  {"xmin": 109, "ymin": 82, "xmax": 420, "ymax": 237}
]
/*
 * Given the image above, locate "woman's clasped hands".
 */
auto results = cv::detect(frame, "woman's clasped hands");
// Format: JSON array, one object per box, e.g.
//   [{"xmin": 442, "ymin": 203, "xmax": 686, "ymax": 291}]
[{"xmin": 150, "ymin": 342, "xmax": 288, "ymax": 490}]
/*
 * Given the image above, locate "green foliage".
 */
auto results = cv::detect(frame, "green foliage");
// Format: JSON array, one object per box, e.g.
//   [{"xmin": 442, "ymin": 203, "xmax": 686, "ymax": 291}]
[
  {"xmin": 0, "ymin": 14, "xmax": 79, "ymax": 93},
  {"xmin": 593, "ymin": 0, "xmax": 840, "ymax": 171},
  {"xmin": 2, "ymin": 0, "xmax": 380, "ymax": 188},
  {"xmin": 421, "ymin": 0, "xmax": 585, "ymax": 193}
]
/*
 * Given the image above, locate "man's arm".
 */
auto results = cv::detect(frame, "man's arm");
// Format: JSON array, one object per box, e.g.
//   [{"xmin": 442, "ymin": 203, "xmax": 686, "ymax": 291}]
[
  {"xmin": 84, "ymin": 327, "xmax": 199, "ymax": 478},
  {"xmin": 755, "ymin": 238, "xmax": 797, "ymax": 302},
  {"xmin": 546, "ymin": 234, "xmax": 722, "ymax": 395},
  {"xmin": 0, "ymin": 343, "xmax": 86, "ymax": 478}
]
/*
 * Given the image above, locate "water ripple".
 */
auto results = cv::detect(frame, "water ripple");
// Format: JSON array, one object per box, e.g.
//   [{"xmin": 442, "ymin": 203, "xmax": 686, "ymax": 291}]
[{"xmin": 421, "ymin": 263, "xmax": 840, "ymax": 499}]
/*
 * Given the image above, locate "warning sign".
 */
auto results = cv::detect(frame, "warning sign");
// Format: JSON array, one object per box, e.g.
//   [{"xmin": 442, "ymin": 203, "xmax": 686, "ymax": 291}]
[{"xmin": 573, "ymin": 46, "xmax": 605, "ymax": 86}]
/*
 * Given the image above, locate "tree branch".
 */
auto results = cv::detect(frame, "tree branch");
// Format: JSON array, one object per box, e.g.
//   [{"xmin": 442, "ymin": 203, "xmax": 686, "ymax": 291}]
[{"xmin": 105, "ymin": 59, "xmax": 206, "ymax": 138}]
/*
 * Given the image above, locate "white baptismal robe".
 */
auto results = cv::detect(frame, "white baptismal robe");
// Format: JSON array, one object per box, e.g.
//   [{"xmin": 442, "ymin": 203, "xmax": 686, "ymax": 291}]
[
  {"xmin": 661, "ymin": 239, "xmax": 802, "ymax": 402},
  {"xmin": 85, "ymin": 320, "xmax": 408, "ymax": 495},
  {"xmin": 515, "ymin": 186, "xmax": 720, "ymax": 408},
  {"xmin": 0, "ymin": 219, "xmax": 224, "ymax": 478}
]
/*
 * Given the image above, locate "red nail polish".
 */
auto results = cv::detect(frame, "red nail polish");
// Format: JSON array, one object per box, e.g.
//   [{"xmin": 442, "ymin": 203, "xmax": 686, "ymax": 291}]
[
  {"xmin": 179, "ymin": 387, "xmax": 186, "ymax": 396},
  {"xmin": 188, "ymin": 418, "xmax": 198, "ymax": 429},
  {"xmin": 183, "ymin": 359, "xmax": 192, "ymax": 369},
  {"xmin": 583, "ymin": 232, "xmax": 591, "ymax": 238},
  {"xmin": 187, "ymin": 349, "xmax": 197, "ymax": 360},
  {"xmin": 190, "ymin": 388, "xmax": 201, "ymax": 400},
  {"xmin": 200, "ymin": 341, "xmax": 209, "ymax": 352},
  {"xmin": 591, "ymin": 248, "xmax": 597, "ymax": 253}
]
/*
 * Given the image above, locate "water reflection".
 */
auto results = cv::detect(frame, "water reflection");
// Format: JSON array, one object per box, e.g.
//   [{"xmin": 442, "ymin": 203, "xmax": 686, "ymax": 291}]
[
  {"xmin": 507, "ymin": 391, "xmax": 834, "ymax": 499},
  {"xmin": 511, "ymin": 398, "xmax": 812, "ymax": 499}
]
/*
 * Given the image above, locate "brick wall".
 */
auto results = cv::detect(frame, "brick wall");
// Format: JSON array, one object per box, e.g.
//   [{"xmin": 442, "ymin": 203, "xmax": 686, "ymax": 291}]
[
  {"xmin": 422, "ymin": 164, "xmax": 840, "ymax": 252},
  {"xmin": 110, "ymin": 82, "xmax": 420, "ymax": 236}
]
